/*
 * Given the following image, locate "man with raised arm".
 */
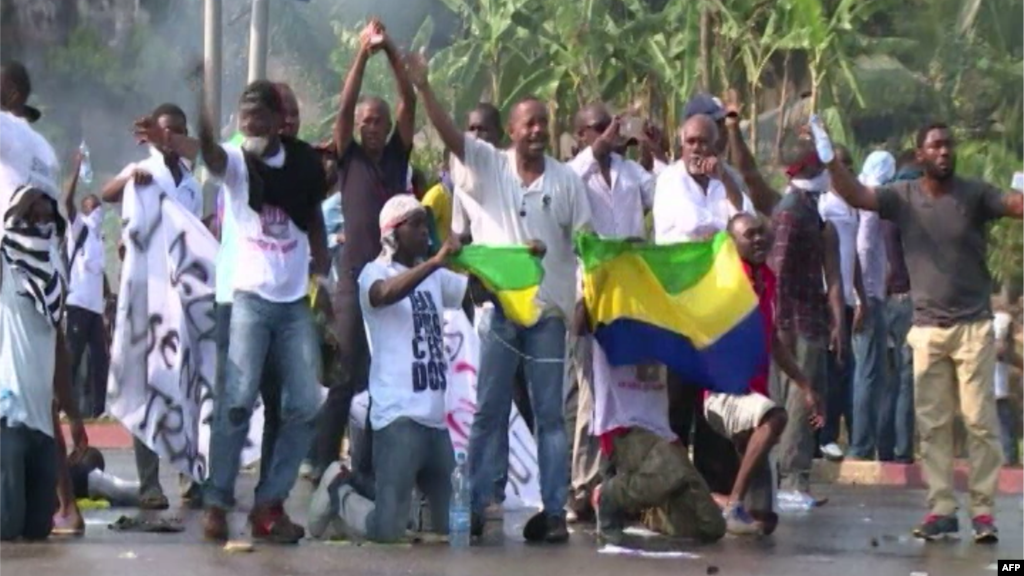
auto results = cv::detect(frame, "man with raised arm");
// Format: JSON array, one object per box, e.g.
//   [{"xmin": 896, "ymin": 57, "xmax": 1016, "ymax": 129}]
[
  {"xmin": 195, "ymin": 79, "xmax": 329, "ymax": 544},
  {"xmin": 405, "ymin": 50, "xmax": 592, "ymax": 544},
  {"xmin": 312, "ymin": 19, "xmax": 417, "ymax": 484},
  {"xmin": 814, "ymin": 119, "xmax": 1023, "ymax": 543}
]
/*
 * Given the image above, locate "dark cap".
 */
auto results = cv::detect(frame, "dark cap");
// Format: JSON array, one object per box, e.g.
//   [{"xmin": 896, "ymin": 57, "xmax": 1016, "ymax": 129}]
[
  {"xmin": 683, "ymin": 93, "xmax": 725, "ymax": 122},
  {"xmin": 0, "ymin": 61, "xmax": 41, "ymax": 122}
]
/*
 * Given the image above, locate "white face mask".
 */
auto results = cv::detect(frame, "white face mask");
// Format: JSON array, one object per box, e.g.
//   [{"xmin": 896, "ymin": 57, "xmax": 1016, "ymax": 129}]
[
  {"xmin": 241, "ymin": 136, "xmax": 271, "ymax": 157},
  {"xmin": 790, "ymin": 171, "xmax": 831, "ymax": 193}
]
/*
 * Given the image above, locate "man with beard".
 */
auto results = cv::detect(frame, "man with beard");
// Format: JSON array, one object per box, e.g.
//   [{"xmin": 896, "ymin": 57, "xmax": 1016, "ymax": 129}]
[
  {"xmin": 817, "ymin": 120, "xmax": 1023, "ymax": 543},
  {"xmin": 311, "ymin": 19, "xmax": 416, "ymax": 484},
  {"xmin": 770, "ymin": 138, "xmax": 845, "ymax": 510},
  {"xmin": 406, "ymin": 51, "xmax": 591, "ymax": 543},
  {"xmin": 0, "ymin": 60, "xmax": 88, "ymax": 540},
  {"xmin": 196, "ymin": 79, "xmax": 329, "ymax": 543}
]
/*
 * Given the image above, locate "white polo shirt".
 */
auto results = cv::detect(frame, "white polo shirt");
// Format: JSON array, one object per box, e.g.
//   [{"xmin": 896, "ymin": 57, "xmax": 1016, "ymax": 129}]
[
  {"xmin": 653, "ymin": 161, "xmax": 754, "ymax": 243},
  {"xmin": 452, "ymin": 137, "xmax": 592, "ymax": 319}
]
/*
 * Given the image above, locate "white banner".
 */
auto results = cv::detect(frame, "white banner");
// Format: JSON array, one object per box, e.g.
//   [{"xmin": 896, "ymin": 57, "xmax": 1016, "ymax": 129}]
[
  {"xmin": 107, "ymin": 179, "xmax": 262, "ymax": 483},
  {"xmin": 348, "ymin": 309, "xmax": 541, "ymax": 509}
]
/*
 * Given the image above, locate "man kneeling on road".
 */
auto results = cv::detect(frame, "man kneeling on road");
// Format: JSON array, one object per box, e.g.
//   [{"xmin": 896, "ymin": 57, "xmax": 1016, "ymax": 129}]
[
  {"xmin": 308, "ymin": 195, "xmax": 469, "ymax": 543},
  {"xmin": 705, "ymin": 213, "xmax": 824, "ymax": 536}
]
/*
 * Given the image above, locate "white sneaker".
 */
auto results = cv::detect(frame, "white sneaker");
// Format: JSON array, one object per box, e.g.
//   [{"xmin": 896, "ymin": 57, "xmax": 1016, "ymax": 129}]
[
  {"xmin": 820, "ymin": 443, "xmax": 845, "ymax": 461},
  {"xmin": 308, "ymin": 462, "xmax": 344, "ymax": 539},
  {"xmin": 777, "ymin": 490, "xmax": 816, "ymax": 512}
]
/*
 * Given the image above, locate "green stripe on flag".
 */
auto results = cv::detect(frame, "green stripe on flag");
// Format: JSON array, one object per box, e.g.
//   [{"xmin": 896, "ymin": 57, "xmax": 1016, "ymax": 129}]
[
  {"xmin": 574, "ymin": 232, "xmax": 728, "ymax": 295},
  {"xmin": 450, "ymin": 245, "xmax": 544, "ymax": 291}
]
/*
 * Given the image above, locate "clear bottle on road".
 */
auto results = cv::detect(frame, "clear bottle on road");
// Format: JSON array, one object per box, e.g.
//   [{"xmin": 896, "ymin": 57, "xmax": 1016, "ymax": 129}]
[
  {"xmin": 78, "ymin": 140, "xmax": 93, "ymax": 186},
  {"xmin": 449, "ymin": 451, "xmax": 471, "ymax": 548}
]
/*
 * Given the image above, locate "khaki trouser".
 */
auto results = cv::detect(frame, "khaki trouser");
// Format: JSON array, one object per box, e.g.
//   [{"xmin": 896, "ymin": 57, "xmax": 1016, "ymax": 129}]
[
  {"xmin": 605, "ymin": 428, "xmax": 725, "ymax": 542},
  {"xmin": 907, "ymin": 319, "xmax": 1003, "ymax": 517},
  {"xmin": 567, "ymin": 336, "xmax": 601, "ymax": 495}
]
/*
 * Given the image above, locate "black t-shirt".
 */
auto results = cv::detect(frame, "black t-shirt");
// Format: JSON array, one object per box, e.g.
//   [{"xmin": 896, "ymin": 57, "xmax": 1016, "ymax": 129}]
[
  {"xmin": 337, "ymin": 132, "xmax": 411, "ymax": 282},
  {"xmin": 877, "ymin": 176, "xmax": 1008, "ymax": 327}
]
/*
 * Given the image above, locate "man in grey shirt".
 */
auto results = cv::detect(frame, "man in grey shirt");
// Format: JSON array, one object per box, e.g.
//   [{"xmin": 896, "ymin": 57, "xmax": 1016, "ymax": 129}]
[{"xmin": 820, "ymin": 121, "xmax": 1023, "ymax": 544}]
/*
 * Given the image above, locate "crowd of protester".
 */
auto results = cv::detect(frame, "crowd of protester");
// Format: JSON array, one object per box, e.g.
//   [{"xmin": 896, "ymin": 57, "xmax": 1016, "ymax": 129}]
[{"xmin": 0, "ymin": 17, "xmax": 1022, "ymax": 549}]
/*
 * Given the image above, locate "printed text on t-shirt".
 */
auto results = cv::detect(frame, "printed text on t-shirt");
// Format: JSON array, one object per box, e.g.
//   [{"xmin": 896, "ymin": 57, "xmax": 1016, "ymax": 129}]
[{"xmin": 410, "ymin": 290, "xmax": 447, "ymax": 392}]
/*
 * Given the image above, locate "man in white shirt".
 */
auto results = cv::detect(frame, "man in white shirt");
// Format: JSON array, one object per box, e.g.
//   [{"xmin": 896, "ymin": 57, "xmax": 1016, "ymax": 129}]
[
  {"xmin": 817, "ymin": 147, "xmax": 867, "ymax": 462},
  {"xmin": 850, "ymin": 151, "xmax": 896, "ymax": 461},
  {"xmin": 100, "ymin": 102, "xmax": 209, "ymax": 510},
  {"xmin": 64, "ymin": 192, "xmax": 109, "ymax": 419},
  {"xmin": 566, "ymin": 104, "xmax": 654, "ymax": 520},
  {"xmin": 309, "ymin": 195, "xmax": 466, "ymax": 542},
  {"xmin": 652, "ymin": 113, "xmax": 753, "ymax": 462},
  {"xmin": 194, "ymin": 80, "xmax": 329, "ymax": 544},
  {"xmin": 653, "ymin": 114, "xmax": 753, "ymax": 243},
  {"xmin": 407, "ymin": 52, "xmax": 592, "ymax": 543},
  {"xmin": 994, "ymin": 306, "xmax": 1020, "ymax": 467},
  {"xmin": 0, "ymin": 60, "xmax": 87, "ymax": 540},
  {"xmin": 102, "ymin": 103, "xmax": 203, "ymax": 219}
]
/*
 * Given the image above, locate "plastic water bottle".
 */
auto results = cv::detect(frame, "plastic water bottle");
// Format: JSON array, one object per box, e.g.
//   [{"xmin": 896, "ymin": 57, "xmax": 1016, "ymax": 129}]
[
  {"xmin": 78, "ymin": 140, "xmax": 93, "ymax": 186},
  {"xmin": 449, "ymin": 452, "xmax": 471, "ymax": 548},
  {"xmin": 808, "ymin": 114, "xmax": 835, "ymax": 164}
]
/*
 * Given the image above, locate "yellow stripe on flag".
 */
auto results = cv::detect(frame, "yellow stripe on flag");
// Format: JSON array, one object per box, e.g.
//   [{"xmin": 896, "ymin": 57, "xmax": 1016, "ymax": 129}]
[{"xmin": 583, "ymin": 238, "xmax": 757, "ymax": 348}]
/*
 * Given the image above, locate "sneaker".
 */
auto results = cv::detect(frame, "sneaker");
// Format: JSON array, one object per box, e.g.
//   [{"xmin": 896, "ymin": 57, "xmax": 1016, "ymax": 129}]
[
  {"xmin": 308, "ymin": 462, "xmax": 349, "ymax": 539},
  {"xmin": 723, "ymin": 502, "xmax": 761, "ymax": 536},
  {"xmin": 820, "ymin": 443, "xmax": 845, "ymax": 462},
  {"xmin": 592, "ymin": 484, "xmax": 624, "ymax": 544},
  {"xmin": 545, "ymin": 515, "xmax": 570, "ymax": 544},
  {"xmin": 972, "ymin": 515, "xmax": 998, "ymax": 544},
  {"xmin": 777, "ymin": 490, "xmax": 827, "ymax": 511},
  {"xmin": 250, "ymin": 504, "xmax": 305, "ymax": 544},
  {"xmin": 750, "ymin": 510, "xmax": 779, "ymax": 536},
  {"xmin": 912, "ymin": 513, "xmax": 959, "ymax": 541},
  {"xmin": 203, "ymin": 507, "xmax": 229, "ymax": 542}
]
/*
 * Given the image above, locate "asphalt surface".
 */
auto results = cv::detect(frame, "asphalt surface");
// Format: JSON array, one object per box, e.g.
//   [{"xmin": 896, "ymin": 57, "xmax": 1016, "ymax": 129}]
[{"xmin": 1, "ymin": 450, "xmax": 1020, "ymax": 576}]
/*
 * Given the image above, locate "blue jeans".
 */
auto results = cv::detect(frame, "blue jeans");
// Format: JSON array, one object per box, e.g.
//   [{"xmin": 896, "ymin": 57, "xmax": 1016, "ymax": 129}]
[
  {"xmin": 820, "ymin": 306, "xmax": 855, "ymax": 446},
  {"xmin": 468, "ymin": 307, "xmax": 568, "ymax": 516},
  {"xmin": 0, "ymin": 420, "xmax": 57, "ymax": 541},
  {"xmin": 885, "ymin": 295, "xmax": 915, "ymax": 461},
  {"xmin": 367, "ymin": 418, "xmax": 454, "ymax": 541},
  {"xmin": 997, "ymin": 398, "xmax": 1020, "ymax": 466},
  {"xmin": 850, "ymin": 298, "xmax": 889, "ymax": 459},
  {"xmin": 205, "ymin": 292, "xmax": 321, "ymax": 509}
]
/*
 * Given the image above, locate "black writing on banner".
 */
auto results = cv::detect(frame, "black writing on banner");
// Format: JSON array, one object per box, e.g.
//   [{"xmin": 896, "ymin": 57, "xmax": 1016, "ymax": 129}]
[
  {"xmin": 1000, "ymin": 561, "xmax": 1024, "ymax": 573},
  {"xmin": 410, "ymin": 290, "xmax": 448, "ymax": 393}
]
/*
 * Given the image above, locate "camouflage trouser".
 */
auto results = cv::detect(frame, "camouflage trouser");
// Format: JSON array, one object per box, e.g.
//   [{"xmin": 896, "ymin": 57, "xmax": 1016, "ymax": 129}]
[{"xmin": 605, "ymin": 428, "xmax": 725, "ymax": 542}]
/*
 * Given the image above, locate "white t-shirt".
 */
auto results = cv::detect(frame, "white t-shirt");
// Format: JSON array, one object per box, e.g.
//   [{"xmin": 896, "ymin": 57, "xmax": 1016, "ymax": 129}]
[
  {"xmin": 819, "ymin": 191, "xmax": 859, "ymax": 305},
  {"xmin": 218, "ymin": 144, "xmax": 310, "ymax": 303},
  {"xmin": 653, "ymin": 161, "xmax": 754, "ymax": 243},
  {"xmin": 591, "ymin": 341, "xmax": 676, "ymax": 441},
  {"xmin": 358, "ymin": 260, "xmax": 468, "ymax": 430},
  {"xmin": 452, "ymin": 138, "xmax": 592, "ymax": 319},
  {"xmin": 994, "ymin": 311, "xmax": 1012, "ymax": 399},
  {"xmin": 66, "ymin": 208, "xmax": 106, "ymax": 314},
  {"xmin": 0, "ymin": 112, "xmax": 60, "ymax": 217},
  {"xmin": 118, "ymin": 148, "xmax": 203, "ymax": 218},
  {"xmin": 0, "ymin": 112, "xmax": 60, "ymax": 437}
]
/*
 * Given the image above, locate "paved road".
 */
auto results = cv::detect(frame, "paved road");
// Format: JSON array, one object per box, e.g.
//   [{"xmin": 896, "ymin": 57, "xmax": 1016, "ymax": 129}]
[{"xmin": 1, "ymin": 450, "xmax": 1020, "ymax": 576}]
